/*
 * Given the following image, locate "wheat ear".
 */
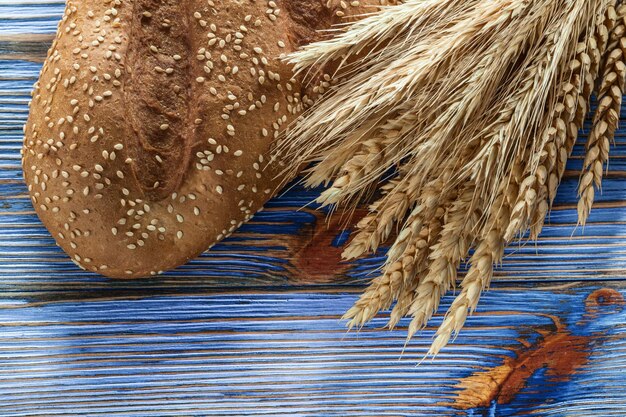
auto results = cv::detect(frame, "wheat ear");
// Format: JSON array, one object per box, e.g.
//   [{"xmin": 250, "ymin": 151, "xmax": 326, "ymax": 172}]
[
  {"xmin": 536, "ymin": 7, "xmax": 619, "ymax": 234},
  {"xmin": 314, "ymin": 109, "xmax": 419, "ymax": 207},
  {"xmin": 530, "ymin": 80, "xmax": 580, "ymax": 238},
  {"xmin": 427, "ymin": 171, "xmax": 520, "ymax": 357},
  {"xmin": 341, "ymin": 175, "xmax": 416, "ymax": 260},
  {"xmin": 342, "ymin": 208, "xmax": 444, "ymax": 329},
  {"xmin": 578, "ymin": 4, "xmax": 626, "ymax": 225},
  {"xmin": 508, "ymin": 2, "xmax": 616, "ymax": 240},
  {"xmin": 405, "ymin": 184, "xmax": 481, "ymax": 341},
  {"xmin": 387, "ymin": 208, "xmax": 446, "ymax": 329},
  {"xmin": 510, "ymin": 53, "xmax": 592, "ymax": 239}
]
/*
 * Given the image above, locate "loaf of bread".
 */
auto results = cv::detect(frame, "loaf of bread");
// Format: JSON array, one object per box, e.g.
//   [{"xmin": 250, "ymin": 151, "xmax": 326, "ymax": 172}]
[{"xmin": 23, "ymin": 0, "xmax": 394, "ymax": 278}]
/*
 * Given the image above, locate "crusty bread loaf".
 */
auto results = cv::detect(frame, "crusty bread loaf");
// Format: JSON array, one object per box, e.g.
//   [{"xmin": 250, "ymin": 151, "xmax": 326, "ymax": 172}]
[{"xmin": 23, "ymin": 0, "xmax": 393, "ymax": 278}]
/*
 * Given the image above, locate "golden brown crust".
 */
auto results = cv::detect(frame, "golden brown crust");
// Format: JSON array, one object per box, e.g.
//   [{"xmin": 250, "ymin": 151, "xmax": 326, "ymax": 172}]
[{"xmin": 22, "ymin": 0, "xmax": 393, "ymax": 278}]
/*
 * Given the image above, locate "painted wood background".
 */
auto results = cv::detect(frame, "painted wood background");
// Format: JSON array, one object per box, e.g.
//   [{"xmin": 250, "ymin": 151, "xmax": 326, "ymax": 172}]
[{"xmin": 1, "ymin": 2, "xmax": 626, "ymax": 416}]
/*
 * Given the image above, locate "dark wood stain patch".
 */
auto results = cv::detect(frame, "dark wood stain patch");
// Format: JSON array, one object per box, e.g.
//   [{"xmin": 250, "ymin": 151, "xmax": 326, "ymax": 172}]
[{"xmin": 451, "ymin": 289, "xmax": 625, "ymax": 411}]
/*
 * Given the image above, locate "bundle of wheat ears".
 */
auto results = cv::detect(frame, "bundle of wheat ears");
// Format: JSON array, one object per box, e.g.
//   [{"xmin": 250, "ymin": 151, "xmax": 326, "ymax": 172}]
[{"xmin": 279, "ymin": 0, "xmax": 626, "ymax": 357}]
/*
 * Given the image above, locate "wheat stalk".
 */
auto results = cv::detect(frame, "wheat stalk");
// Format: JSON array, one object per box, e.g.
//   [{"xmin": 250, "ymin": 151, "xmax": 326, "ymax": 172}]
[{"xmin": 279, "ymin": 0, "xmax": 623, "ymax": 359}]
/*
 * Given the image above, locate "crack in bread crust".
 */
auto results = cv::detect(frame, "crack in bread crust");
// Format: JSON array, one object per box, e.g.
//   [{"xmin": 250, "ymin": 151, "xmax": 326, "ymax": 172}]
[{"xmin": 125, "ymin": 0, "xmax": 194, "ymax": 201}]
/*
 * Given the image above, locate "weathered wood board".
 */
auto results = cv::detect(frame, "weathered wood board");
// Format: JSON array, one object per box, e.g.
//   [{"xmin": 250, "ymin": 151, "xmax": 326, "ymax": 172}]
[{"xmin": 1, "ymin": 2, "xmax": 626, "ymax": 416}]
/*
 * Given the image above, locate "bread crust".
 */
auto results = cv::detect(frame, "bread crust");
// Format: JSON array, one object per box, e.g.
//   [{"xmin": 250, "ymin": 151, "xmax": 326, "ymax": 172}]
[{"xmin": 23, "ymin": 0, "xmax": 392, "ymax": 278}]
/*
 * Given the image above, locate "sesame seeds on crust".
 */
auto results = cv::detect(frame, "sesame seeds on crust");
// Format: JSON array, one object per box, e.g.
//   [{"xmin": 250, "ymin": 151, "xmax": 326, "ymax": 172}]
[{"xmin": 22, "ymin": 0, "xmax": 392, "ymax": 278}]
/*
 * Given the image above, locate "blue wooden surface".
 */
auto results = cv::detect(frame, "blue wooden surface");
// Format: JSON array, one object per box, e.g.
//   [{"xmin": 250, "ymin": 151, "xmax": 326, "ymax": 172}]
[{"xmin": 1, "ymin": 2, "xmax": 626, "ymax": 416}]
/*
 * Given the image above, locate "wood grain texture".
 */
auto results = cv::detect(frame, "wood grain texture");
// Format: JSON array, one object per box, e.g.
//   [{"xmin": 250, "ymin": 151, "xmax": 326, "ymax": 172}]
[
  {"xmin": 0, "ymin": 287, "xmax": 625, "ymax": 417},
  {"xmin": 1, "ymin": 2, "xmax": 626, "ymax": 416}
]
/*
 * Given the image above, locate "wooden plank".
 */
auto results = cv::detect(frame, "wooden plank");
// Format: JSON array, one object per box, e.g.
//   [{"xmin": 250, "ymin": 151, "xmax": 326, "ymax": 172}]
[
  {"xmin": 0, "ymin": 2, "xmax": 65, "ymax": 38},
  {"xmin": 0, "ymin": 285, "xmax": 624, "ymax": 416}
]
